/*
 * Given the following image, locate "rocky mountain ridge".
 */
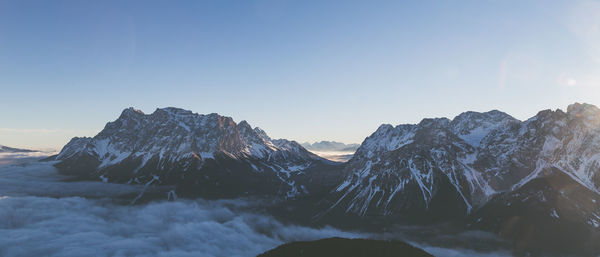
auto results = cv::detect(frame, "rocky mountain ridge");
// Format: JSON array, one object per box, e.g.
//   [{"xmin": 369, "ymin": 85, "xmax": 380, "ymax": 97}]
[
  {"xmin": 51, "ymin": 103, "xmax": 600, "ymax": 255},
  {"xmin": 53, "ymin": 107, "xmax": 342, "ymax": 199},
  {"xmin": 312, "ymin": 102, "xmax": 600, "ymax": 255}
]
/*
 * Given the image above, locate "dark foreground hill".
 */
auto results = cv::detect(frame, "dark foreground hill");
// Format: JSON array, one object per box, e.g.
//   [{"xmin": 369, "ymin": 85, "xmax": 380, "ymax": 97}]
[{"xmin": 257, "ymin": 237, "xmax": 433, "ymax": 257}]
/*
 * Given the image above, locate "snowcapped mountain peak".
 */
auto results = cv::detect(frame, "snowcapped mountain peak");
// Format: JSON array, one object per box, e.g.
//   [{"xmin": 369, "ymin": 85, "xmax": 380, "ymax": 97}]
[
  {"xmin": 325, "ymin": 102, "xmax": 600, "ymax": 221},
  {"xmin": 567, "ymin": 103, "xmax": 600, "ymax": 127},
  {"xmin": 451, "ymin": 110, "xmax": 517, "ymax": 147},
  {"xmin": 355, "ymin": 124, "xmax": 416, "ymax": 158},
  {"xmin": 54, "ymin": 107, "xmax": 331, "ymax": 198},
  {"xmin": 326, "ymin": 107, "xmax": 567, "ymax": 219},
  {"xmin": 91, "ymin": 107, "xmax": 298, "ymax": 159},
  {"xmin": 452, "ymin": 110, "xmax": 515, "ymax": 124},
  {"xmin": 238, "ymin": 120, "xmax": 251, "ymax": 127},
  {"xmin": 237, "ymin": 120, "xmax": 256, "ymax": 137},
  {"xmin": 158, "ymin": 107, "xmax": 194, "ymax": 114},
  {"xmin": 373, "ymin": 124, "xmax": 394, "ymax": 135},
  {"xmin": 254, "ymin": 127, "xmax": 272, "ymax": 142},
  {"xmin": 567, "ymin": 102, "xmax": 599, "ymax": 116},
  {"xmin": 119, "ymin": 107, "xmax": 145, "ymax": 118},
  {"xmin": 418, "ymin": 117, "xmax": 450, "ymax": 128}
]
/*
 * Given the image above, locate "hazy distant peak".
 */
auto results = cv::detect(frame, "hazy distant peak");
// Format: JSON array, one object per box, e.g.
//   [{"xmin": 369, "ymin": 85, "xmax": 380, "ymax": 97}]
[
  {"xmin": 301, "ymin": 141, "xmax": 360, "ymax": 152},
  {"xmin": 0, "ymin": 145, "xmax": 37, "ymax": 153}
]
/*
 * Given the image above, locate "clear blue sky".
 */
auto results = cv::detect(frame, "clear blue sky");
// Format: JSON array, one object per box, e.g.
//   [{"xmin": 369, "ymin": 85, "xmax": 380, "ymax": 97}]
[{"xmin": 1, "ymin": 0, "xmax": 600, "ymax": 149}]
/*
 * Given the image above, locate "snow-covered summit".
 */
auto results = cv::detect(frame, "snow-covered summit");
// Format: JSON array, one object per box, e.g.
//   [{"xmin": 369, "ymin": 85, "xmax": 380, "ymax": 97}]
[
  {"xmin": 567, "ymin": 102, "xmax": 600, "ymax": 117},
  {"xmin": 325, "ymin": 103, "xmax": 600, "ymax": 222},
  {"xmin": 351, "ymin": 110, "xmax": 516, "ymax": 162},
  {"xmin": 54, "ymin": 107, "xmax": 332, "ymax": 198},
  {"xmin": 58, "ymin": 107, "xmax": 317, "ymax": 163},
  {"xmin": 566, "ymin": 102, "xmax": 600, "ymax": 127},
  {"xmin": 450, "ymin": 110, "xmax": 517, "ymax": 147}
]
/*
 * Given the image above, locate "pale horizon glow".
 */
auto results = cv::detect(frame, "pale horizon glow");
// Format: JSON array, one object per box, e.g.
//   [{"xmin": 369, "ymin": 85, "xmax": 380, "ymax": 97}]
[
  {"xmin": 2, "ymin": 0, "xmax": 600, "ymax": 149},
  {"xmin": 0, "ymin": 102, "xmax": 587, "ymax": 150}
]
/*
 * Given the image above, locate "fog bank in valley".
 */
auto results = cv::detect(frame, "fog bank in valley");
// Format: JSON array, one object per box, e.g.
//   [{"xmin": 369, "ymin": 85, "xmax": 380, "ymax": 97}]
[{"xmin": 0, "ymin": 155, "xmax": 510, "ymax": 257}]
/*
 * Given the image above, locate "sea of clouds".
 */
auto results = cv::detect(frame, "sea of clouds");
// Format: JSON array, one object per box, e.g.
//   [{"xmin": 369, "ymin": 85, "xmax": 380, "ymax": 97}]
[
  {"xmin": 0, "ymin": 154, "xmax": 510, "ymax": 257},
  {"xmin": 0, "ymin": 150, "xmax": 57, "ymax": 165},
  {"xmin": 0, "ymin": 196, "xmax": 361, "ymax": 257},
  {"xmin": 0, "ymin": 158, "xmax": 360, "ymax": 257}
]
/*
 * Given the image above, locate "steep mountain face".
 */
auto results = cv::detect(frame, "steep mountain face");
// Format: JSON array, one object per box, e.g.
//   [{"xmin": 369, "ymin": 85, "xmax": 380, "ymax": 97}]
[
  {"xmin": 469, "ymin": 169, "xmax": 600, "ymax": 256},
  {"xmin": 534, "ymin": 103, "xmax": 600, "ymax": 192},
  {"xmin": 321, "ymin": 111, "xmax": 515, "ymax": 222},
  {"xmin": 474, "ymin": 103, "xmax": 600, "ymax": 193},
  {"xmin": 54, "ymin": 107, "xmax": 342, "ymax": 198},
  {"xmin": 322, "ymin": 103, "xmax": 600, "ymax": 225}
]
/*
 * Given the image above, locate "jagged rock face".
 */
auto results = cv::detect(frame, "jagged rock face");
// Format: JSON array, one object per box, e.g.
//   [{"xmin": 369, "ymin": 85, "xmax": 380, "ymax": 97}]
[
  {"xmin": 540, "ymin": 103, "xmax": 600, "ymax": 192},
  {"xmin": 54, "ymin": 107, "xmax": 339, "ymax": 198},
  {"xmin": 469, "ymin": 169, "xmax": 600, "ymax": 255},
  {"xmin": 473, "ymin": 109, "xmax": 567, "ymax": 191},
  {"xmin": 450, "ymin": 110, "xmax": 519, "ymax": 147},
  {"xmin": 325, "ymin": 103, "xmax": 600, "ymax": 223},
  {"xmin": 476, "ymin": 103, "xmax": 600, "ymax": 193},
  {"xmin": 323, "ymin": 113, "xmax": 513, "ymax": 221}
]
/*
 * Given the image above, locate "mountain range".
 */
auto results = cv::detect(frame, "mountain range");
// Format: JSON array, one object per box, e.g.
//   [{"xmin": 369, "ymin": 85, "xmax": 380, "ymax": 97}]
[
  {"xmin": 301, "ymin": 141, "xmax": 360, "ymax": 152},
  {"xmin": 314, "ymin": 103, "xmax": 600, "ymax": 255},
  {"xmin": 52, "ymin": 107, "xmax": 343, "ymax": 199},
  {"xmin": 50, "ymin": 103, "xmax": 600, "ymax": 255}
]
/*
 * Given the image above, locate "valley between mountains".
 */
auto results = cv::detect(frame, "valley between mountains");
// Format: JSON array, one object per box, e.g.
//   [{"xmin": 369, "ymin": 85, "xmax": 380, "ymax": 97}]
[{"xmin": 39, "ymin": 102, "xmax": 600, "ymax": 256}]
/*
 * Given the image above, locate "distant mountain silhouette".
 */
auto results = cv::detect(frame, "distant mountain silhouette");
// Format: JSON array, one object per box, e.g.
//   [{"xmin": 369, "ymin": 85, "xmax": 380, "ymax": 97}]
[{"xmin": 301, "ymin": 141, "xmax": 360, "ymax": 152}]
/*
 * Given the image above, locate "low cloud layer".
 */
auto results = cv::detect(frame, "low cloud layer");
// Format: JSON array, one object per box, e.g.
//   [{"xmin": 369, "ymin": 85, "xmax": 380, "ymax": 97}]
[
  {"xmin": 0, "ymin": 151, "xmax": 57, "ymax": 165},
  {"xmin": 0, "ymin": 161, "xmax": 358, "ymax": 257},
  {"xmin": 0, "ymin": 158, "xmax": 510, "ymax": 257},
  {"xmin": 0, "ymin": 196, "xmax": 358, "ymax": 257},
  {"xmin": 0, "ymin": 161, "xmax": 145, "ymax": 197},
  {"xmin": 308, "ymin": 150, "xmax": 355, "ymax": 162}
]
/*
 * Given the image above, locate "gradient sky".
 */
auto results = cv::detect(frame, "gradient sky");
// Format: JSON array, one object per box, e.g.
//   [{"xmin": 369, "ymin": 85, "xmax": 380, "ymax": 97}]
[{"xmin": 2, "ymin": 0, "xmax": 600, "ymax": 150}]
